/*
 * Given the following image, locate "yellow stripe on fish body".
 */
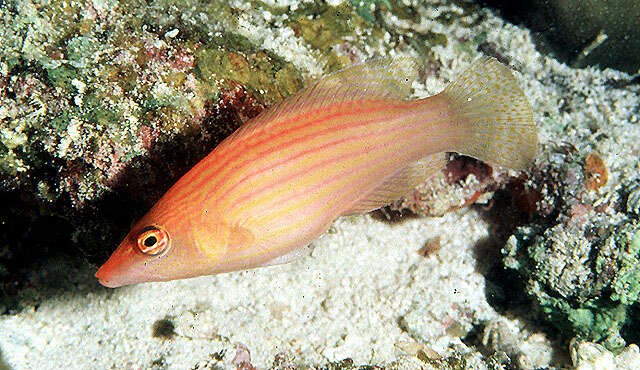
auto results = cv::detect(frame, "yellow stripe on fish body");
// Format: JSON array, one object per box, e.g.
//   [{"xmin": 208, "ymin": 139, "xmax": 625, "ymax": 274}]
[{"xmin": 95, "ymin": 56, "xmax": 537, "ymax": 287}]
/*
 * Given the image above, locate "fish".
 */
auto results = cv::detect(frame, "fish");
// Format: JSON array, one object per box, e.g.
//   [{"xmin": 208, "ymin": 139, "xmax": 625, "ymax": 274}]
[{"xmin": 96, "ymin": 56, "xmax": 537, "ymax": 287}]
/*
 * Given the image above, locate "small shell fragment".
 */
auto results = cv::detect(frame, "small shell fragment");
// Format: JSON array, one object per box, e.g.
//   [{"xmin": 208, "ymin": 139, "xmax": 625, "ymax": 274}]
[
  {"xmin": 570, "ymin": 339, "xmax": 615, "ymax": 370},
  {"xmin": 395, "ymin": 341, "xmax": 442, "ymax": 361}
]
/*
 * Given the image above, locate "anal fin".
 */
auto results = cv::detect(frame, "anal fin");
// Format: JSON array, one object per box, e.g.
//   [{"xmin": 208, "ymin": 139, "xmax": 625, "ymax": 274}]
[
  {"xmin": 255, "ymin": 245, "xmax": 313, "ymax": 268},
  {"xmin": 342, "ymin": 152, "xmax": 447, "ymax": 215}
]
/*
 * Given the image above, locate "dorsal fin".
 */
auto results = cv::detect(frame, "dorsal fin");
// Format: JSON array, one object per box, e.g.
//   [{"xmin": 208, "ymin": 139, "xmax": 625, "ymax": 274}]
[
  {"xmin": 342, "ymin": 153, "xmax": 447, "ymax": 215},
  {"xmin": 227, "ymin": 58, "xmax": 418, "ymax": 140}
]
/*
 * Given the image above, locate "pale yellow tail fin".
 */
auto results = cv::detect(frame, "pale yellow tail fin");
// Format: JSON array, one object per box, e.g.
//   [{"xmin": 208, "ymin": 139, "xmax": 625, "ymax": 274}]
[{"xmin": 441, "ymin": 56, "xmax": 537, "ymax": 170}]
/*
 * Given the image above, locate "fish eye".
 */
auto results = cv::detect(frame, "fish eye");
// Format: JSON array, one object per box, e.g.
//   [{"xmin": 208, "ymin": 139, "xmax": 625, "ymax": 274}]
[{"xmin": 137, "ymin": 226, "xmax": 170, "ymax": 256}]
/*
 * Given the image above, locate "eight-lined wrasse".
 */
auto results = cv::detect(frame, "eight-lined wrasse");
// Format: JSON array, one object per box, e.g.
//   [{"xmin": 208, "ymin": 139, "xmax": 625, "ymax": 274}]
[{"xmin": 96, "ymin": 56, "xmax": 537, "ymax": 287}]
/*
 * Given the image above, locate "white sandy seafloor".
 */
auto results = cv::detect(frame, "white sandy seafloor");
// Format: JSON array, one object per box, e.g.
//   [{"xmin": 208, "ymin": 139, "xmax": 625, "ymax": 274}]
[
  {"xmin": 2, "ymin": 0, "xmax": 640, "ymax": 369},
  {"xmin": 3, "ymin": 212, "xmax": 502, "ymax": 369}
]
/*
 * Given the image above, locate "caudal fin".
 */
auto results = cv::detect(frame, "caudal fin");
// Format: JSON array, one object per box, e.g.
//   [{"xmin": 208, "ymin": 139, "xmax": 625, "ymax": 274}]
[{"xmin": 441, "ymin": 56, "xmax": 537, "ymax": 170}]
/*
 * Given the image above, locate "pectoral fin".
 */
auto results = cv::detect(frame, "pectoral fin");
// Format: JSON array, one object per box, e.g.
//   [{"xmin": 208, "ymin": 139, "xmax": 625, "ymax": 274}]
[
  {"xmin": 228, "ymin": 223, "xmax": 255, "ymax": 249},
  {"xmin": 196, "ymin": 209, "xmax": 255, "ymax": 259}
]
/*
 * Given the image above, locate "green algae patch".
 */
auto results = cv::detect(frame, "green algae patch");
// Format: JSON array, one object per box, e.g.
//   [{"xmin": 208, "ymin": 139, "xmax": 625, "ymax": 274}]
[
  {"xmin": 347, "ymin": 0, "xmax": 391, "ymax": 23},
  {"xmin": 602, "ymin": 228, "xmax": 640, "ymax": 306},
  {"xmin": 288, "ymin": 3, "xmax": 364, "ymax": 51},
  {"xmin": 195, "ymin": 45, "xmax": 303, "ymax": 106},
  {"xmin": 286, "ymin": 2, "xmax": 366, "ymax": 72},
  {"xmin": 504, "ymin": 220, "xmax": 640, "ymax": 351},
  {"xmin": 46, "ymin": 64, "xmax": 80, "ymax": 91}
]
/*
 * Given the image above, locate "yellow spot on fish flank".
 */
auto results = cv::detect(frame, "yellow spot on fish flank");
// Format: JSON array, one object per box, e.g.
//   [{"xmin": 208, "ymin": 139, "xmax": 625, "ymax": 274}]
[
  {"xmin": 193, "ymin": 210, "xmax": 231, "ymax": 260},
  {"xmin": 193, "ymin": 231, "xmax": 227, "ymax": 260}
]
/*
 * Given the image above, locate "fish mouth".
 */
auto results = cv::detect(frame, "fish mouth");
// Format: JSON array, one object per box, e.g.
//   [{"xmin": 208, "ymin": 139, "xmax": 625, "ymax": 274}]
[
  {"xmin": 95, "ymin": 266, "xmax": 121, "ymax": 288},
  {"xmin": 95, "ymin": 261, "xmax": 127, "ymax": 288},
  {"xmin": 95, "ymin": 245, "xmax": 139, "ymax": 288},
  {"xmin": 96, "ymin": 263, "xmax": 143, "ymax": 288}
]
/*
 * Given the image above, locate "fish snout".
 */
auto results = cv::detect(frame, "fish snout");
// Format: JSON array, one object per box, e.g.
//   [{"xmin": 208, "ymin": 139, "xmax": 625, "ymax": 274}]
[{"xmin": 95, "ymin": 244, "xmax": 140, "ymax": 288}]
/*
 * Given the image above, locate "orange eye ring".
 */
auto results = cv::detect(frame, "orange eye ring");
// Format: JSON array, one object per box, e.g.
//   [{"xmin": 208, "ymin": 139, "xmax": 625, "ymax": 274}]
[{"xmin": 136, "ymin": 226, "xmax": 171, "ymax": 256}]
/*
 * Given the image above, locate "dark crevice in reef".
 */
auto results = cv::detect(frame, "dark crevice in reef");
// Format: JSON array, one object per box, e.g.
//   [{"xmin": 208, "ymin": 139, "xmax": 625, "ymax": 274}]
[
  {"xmin": 477, "ymin": 0, "xmax": 640, "ymax": 73},
  {"xmin": 469, "ymin": 184, "xmax": 568, "ymax": 343},
  {"xmin": 473, "ymin": 188, "xmax": 537, "ymax": 313},
  {"xmin": 622, "ymin": 303, "xmax": 640, "ymax": 345},
  {"xmin": 464, "ymin": 186, "xmax": 573, "ymax": 363}
]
